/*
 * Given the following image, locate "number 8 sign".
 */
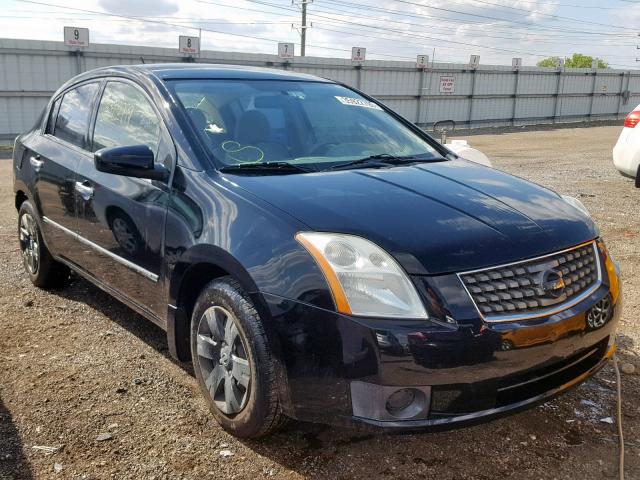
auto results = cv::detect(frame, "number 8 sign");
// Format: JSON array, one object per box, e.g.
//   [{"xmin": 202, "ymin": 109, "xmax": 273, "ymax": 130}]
[{"xmin": 179, "ymin": 36, "xmax": 200, "ymax": 55}]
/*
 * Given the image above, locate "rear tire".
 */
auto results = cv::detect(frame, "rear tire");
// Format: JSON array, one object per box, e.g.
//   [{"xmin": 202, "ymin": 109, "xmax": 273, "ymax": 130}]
[
  {"xmin": 190, "ymin": 277, "xmax": 286, "ymax": 438},
  {"xmin": 18, "ymin": 200, "xmax": 70, "ymax": 289}
]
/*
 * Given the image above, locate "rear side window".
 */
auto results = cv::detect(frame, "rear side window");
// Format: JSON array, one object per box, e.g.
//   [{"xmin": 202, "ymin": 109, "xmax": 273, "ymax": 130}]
[
  {"xmin": 54, "ymin": 83, "xmax": 99, "ymax": 149},
  {"xmin": 92, "ymin": 81, "xmax": 161, "ymax": 153}
]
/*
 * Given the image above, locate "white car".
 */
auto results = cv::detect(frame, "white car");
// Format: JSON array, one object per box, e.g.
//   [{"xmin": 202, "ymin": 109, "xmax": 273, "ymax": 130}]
[
  {"xmin": 446, "ymin": 139, "xmax": 492, "ymax": 167},
  {"xmin": 613, "ymin": 105, "xmax": 640, "ymax": 183}
]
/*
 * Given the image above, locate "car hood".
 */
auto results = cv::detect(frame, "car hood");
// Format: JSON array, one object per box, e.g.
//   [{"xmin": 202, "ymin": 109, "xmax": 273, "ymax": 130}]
[{"xmin": 227, "ymin": 159, "xmax": 598, "ymax": 275}]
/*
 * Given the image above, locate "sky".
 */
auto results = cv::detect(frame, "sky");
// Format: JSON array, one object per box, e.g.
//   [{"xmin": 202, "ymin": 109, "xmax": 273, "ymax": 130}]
[{"xmin": 0, "ymin": 0, "xmax": 639, "ymax": 69}]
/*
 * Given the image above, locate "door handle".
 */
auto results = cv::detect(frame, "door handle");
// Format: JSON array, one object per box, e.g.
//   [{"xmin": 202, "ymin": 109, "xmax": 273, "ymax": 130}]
[
  {"xmin": 74, "ymin": 181, "xmax": 94, "ymax": 200},
  {"xmin": 29, "ymin": 155, "xmax": 44, "ymax": 170}
]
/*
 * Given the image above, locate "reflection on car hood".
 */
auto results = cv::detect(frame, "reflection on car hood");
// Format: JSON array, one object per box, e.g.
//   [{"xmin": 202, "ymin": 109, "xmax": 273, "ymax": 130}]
[{"xmin": 227, "ymin": 159, "xmax": 598, "ymax": 275}]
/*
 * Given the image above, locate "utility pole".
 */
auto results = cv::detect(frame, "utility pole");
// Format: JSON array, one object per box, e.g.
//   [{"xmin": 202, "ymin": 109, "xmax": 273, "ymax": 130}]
[
  {"xmin": 301, "ymin": 0, "xmax": 307, "ymax": 56},
  {"xmin": 292, "ymin": 0, "xmax": 312, "ymax": 56}
]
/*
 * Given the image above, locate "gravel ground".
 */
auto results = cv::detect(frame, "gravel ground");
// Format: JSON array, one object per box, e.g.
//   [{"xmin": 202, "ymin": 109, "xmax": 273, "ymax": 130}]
[{"xmin": 1, "ymin": 125, "xmax": 639, "ymax": 480}]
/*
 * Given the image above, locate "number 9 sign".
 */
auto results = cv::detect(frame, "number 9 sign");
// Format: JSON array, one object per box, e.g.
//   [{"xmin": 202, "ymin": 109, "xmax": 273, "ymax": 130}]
[{"xmin": 63, "ymin": 26, "xmax": 89, "ymax": 47}]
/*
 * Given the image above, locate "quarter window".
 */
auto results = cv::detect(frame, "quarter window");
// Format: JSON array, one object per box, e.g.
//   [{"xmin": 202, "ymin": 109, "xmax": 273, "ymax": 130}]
[
  {"xmin": 54, "ymin": 83, "xmax": 99, "ymax": 149},
  {"xmin": 45, "ymin": 97, "xmax": 61, "ymax": 135},
  {"xmin": 93, "ymin": 82, "xmax": 161, "ymax": 154}
]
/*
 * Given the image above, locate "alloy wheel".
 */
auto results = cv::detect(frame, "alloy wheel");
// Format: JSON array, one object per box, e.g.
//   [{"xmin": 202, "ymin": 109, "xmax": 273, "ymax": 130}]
[
  {"xmin": 196, "ymin": 306, "xmax": 251, "ymax": 415},
  {"xmin": 19, "ymin": 213, "xmax": 39, "ymax": 274}
]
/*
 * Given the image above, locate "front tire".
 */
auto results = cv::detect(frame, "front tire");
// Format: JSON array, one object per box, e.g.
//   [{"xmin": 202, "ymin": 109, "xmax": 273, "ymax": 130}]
[
  {"xmin": 190, "ymin": 277, "xmax": 286, "ymax": 438},
  {"xmin": 18, "ymin": 201, "xmax": 70, "ymax": 289}
]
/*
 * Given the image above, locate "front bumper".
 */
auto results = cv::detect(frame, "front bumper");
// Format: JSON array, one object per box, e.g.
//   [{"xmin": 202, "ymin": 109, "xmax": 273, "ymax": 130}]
[{"xmin": 261, "ymin": 249, "xmax": 622, "ymax": 430}]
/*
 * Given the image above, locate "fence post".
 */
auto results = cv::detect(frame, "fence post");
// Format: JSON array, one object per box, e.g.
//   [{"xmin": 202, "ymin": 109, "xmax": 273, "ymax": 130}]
[
  {"xmin": 552, "ymin": 70, "xmax": 562, "ymax": 124},
  {"xmin": 468, "ymin": 68, "xmax": 477, "ymax": 128},
  {"xmin": 616, "ymin": 72, "xmax": 629, "ymax": 118},
  {"xmin": 511, "ymin": 69, "xmax": 519, "ymax": 126},
  {"xmin": 415, "ymin": 69, "xmax": 425, "ymax": 125},
  {"xmin": 73, "ymin": 49, "xmax": 82, "ymax": 75},
  {"xmin": 588, "ymin": 71, "xmax": 597, "ymax": 119},
  {"xmin": 355, "ymin": 65, "xmax": 362, "ymax": 90}
]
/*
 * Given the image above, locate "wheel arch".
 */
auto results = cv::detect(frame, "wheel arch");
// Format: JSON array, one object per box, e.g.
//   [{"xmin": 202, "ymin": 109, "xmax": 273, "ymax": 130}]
[{"xmin": 167, "ymin": 244, "xmax": 271, "ymax": 362}]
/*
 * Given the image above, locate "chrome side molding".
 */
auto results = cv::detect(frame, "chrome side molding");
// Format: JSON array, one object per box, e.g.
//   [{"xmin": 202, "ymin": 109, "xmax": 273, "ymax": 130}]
[{"xmin": 42, "ymin": 216, "xmax": 159, "ymax": 283}]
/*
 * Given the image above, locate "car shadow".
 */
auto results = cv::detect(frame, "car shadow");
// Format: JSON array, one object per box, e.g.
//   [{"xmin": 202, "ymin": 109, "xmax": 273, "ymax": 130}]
[
  {"xmin": 0, "ymin": 397, "xmax": 34, "ymax": 480},
  {"xmin": 50, "ymin": 274, "xmax": 194, "ymax": 377}
]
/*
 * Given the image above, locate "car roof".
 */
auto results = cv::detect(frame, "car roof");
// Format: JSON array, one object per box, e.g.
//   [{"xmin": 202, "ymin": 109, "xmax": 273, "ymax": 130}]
[{"xmin": 89, "ymin": 63, "xmax": 335, "ymax": 83}]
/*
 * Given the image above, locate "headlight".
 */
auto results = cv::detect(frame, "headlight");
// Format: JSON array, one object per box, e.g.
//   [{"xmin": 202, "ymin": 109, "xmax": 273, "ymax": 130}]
[
  {"xmin": 561, "ymin": 194, "xmax": 590, "ymax": 217},
  {"xmin": 295, "ymin": 232, "xmax": 428, "ymax": 319}
]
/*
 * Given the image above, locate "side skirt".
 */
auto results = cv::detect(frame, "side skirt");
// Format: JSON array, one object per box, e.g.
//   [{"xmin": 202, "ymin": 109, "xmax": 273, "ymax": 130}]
[{"xmin": 54, "ymin": 256, "xmax": 167, "ymax": 331}]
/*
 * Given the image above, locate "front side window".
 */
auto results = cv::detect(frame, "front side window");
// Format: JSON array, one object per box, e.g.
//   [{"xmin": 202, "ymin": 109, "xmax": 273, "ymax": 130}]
[
  {"xmin": 168, "ymin": 79, "xmax": 443, "ymax": 172},
  {"xmin": 54, "ymin": 83, "xmax": 99, "ymax": 149},
  {"xmin": 93, "ymin": 81, "xmax": 161, "ymax": 154}
]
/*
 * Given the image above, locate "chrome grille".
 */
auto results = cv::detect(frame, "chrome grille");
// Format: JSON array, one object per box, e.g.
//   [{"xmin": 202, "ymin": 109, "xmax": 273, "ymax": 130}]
[{"xmin": 459, "ymin": 242, "xmax": 601, "ymax": 322}]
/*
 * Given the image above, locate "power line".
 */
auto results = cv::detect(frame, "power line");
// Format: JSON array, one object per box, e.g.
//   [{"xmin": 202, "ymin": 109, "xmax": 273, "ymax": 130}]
[
  {"xmin": 320, "ymin": 0, "xmax": 638, "ymax": 37},
  {"xmin": 307, "ymin": 3, "xmax": 636, "ymax": 46},
  {"xmin": 240, "ymin": 0, "xmax": 627, "ymax": 59},
  {"xmin": 388, "ymin": 0, "xmax": 639, "ymax": 32}
]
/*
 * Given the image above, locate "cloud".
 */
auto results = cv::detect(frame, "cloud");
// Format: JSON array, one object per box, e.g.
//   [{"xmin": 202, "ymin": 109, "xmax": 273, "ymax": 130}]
[{"xmin": 97, "ymin": 0, "xmax": 179, "ymax": 17}]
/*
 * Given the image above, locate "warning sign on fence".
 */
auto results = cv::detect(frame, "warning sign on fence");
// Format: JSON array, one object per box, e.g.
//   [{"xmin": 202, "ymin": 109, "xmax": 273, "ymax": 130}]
[{"xmin": 439, "ymin": 75, "xmax": 455, "ymax": 94}]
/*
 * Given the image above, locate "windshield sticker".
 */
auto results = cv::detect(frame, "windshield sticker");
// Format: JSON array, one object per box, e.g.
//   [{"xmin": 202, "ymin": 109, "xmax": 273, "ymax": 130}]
[{"xmin": 335, "ymin": 96, "xmax": 383, "ymax": 110}]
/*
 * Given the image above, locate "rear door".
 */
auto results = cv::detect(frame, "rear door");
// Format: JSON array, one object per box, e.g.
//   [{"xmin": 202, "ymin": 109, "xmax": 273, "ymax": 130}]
[
  {"xmin": 74, "ymin": 79, "xmax": 174, "ymax": 318},
  {"xmin": 29, "ymin": 82, "xmax": 100, "ymax": 262}
]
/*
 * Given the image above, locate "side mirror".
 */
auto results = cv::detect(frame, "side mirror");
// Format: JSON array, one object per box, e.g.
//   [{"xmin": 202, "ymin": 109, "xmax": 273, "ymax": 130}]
[
  {"xmin": 636, "ymin": 165, "xmax": 640, "ymax": 188},
  {"xmin": 94, "ymin": 145, "xmax": 168, "ymax": 181}
]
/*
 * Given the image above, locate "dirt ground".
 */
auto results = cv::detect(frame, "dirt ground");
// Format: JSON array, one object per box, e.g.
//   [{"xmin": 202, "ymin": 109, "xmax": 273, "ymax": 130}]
[{"xmin": 0, "ymin": 125, "xmax": 639, "ymax": 480}]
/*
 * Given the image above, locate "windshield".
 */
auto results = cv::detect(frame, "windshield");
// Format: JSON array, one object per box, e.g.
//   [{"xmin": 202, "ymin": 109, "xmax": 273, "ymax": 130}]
[{"xmin": 167, "ymin": 79, "xmax": 443, "ymax": 171}]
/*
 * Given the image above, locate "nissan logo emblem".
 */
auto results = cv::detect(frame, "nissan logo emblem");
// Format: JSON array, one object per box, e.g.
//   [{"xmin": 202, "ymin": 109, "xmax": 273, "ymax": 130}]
[{"xmin": 542, "ymin": 269, "xmax": 566, "ymax": 297}]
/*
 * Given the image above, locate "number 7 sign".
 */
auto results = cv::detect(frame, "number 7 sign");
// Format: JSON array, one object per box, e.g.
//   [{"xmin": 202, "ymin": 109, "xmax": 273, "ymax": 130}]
[{"xmin": 352, "ymin": 47, "xmax": 366, "ymax": 63}]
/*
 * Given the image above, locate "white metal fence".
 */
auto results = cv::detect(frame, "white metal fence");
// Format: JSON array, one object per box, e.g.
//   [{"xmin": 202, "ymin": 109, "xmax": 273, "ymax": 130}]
[{"xmin": 1, "ymin": 37, "xmax": 639, "ymax": 141}]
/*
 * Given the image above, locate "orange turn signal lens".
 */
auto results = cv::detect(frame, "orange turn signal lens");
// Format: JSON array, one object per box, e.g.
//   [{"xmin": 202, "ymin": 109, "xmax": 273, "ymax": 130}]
[{"xmin": 295, "ymin": 233, "xmax": 352, "ymax": 315}]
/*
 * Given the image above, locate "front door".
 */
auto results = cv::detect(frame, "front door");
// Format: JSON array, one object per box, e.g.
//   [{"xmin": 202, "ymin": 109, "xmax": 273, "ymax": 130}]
[{"xmin": 74, "ymin": 80, "xmax": 174, "ymax": 318}]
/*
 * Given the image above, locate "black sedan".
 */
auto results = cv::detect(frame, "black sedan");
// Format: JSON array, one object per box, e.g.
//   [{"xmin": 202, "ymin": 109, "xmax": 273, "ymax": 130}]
[{"xmin": 12, "ymin": 64, "xmax": 621, "ymax": 438}]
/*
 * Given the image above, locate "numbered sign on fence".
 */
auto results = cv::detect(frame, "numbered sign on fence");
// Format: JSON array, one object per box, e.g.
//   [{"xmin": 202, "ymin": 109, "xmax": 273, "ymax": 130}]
[
  {"xmin": 416, "ymin": 55, "xmax": 429, "ymax": 69},
  {"xmin": 351, "ymin": 47, "xmax": 366, "ymax": 63},
  {"xmin": 179, "ymin": 36, "xmax": 200, "ymax": 55},
  {"xmin": 512, "ymin": 58, "xmax": 522, "ymax": 70},
  {"xmin": 278, "ymin": 42, "xmax": 294, "ymax": 59},
  {"xmin": 63, "ymin": 27, "xmax": 89, "ymax": 47},
  {"xmin": 469, "ymin": 55, "xmax": 480, "ymax": 69}
]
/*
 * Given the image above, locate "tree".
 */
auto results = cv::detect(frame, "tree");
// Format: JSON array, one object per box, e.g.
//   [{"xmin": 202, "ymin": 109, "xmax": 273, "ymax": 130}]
[{"xmin": 537, "ymin": 53, "xmax": 609, "ymax": 69}]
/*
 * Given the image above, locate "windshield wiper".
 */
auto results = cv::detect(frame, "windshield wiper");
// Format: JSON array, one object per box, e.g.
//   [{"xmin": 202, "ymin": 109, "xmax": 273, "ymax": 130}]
[
  {"xmin": 219, "ymin": 162, "xmax": 315, "ymax": 174},
  {"xmin": 321, "ymin": 153, "xmax": 435, "ymax": 172}
]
